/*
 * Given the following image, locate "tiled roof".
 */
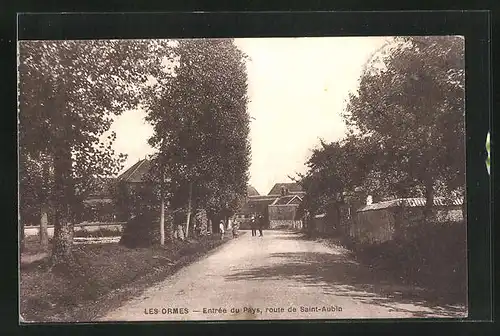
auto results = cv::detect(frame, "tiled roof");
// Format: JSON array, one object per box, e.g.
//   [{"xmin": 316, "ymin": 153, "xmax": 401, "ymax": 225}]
[
  {"xmin": 248, "ymin": 195, "xmax": 279, "ymax": 201},
  {"xmin": 239, "ymin": 196, "xmax": 278, "ymax": 213},
  {"xmin": 271, "ymin": 195, "xmax": 303, "ymax": 206},
  {"xmin": 357, "ymin": 197, "xmax": 464, "ymax": 212},
  {"xmin": 247, "ymin": 185, "xmax": 260, "ymax": 196},
  {"xmin": 267, "ymin": 182, "xmax": 304, "ymax": 196},
  {"xmin": 273, "ymin": 195, "xmax": 295, "ymax": 205},
  {"xmin": 117, "ymin": 159, "xmax": 152, "ymax": 183}
]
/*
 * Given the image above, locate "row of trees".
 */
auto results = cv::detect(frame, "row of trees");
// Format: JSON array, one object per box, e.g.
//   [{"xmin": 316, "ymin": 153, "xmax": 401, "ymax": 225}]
[
  {"xmin": 144, "ymin": 39, "xmax": 250, "ymax": 243},
  {"xmin": 297, "ymin": 36, "xmax": 466, "ymax": 223},
  {"xmin": 19, "ymin": 39, "xmax": 250, "ymax": 264}
]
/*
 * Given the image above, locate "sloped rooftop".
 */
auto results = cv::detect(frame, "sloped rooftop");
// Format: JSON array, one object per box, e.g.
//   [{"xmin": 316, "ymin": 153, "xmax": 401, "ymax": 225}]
[
  {"xmin": 247, "ymin": 185, "xmax": 260, "ymax": 197},
  {"xmin": 357, "ymin": 197, "xmax": 464, "ymax": 212},
  {"xmin": 117, "ymin": 159, "xmax": 152, "ymax": 183},
  {"xmin": 268, "ymin": 182, "xmax": 304, "ymax": 196}
]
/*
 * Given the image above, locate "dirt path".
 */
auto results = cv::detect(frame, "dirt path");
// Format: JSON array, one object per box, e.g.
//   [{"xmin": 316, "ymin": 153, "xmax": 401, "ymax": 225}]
[{"xmin": 99, "ymin": 230, "xmax": 466, "ymax": 321}]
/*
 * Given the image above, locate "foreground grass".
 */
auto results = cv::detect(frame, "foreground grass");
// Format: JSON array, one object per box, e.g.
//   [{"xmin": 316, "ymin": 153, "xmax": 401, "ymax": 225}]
[
  {"xmin": 20, "ymin": 234, "xmax": 237, "ymax": 322},
  {"xmin": 292, "ymin": 230, "xmax": 467, "ymax": 309}
]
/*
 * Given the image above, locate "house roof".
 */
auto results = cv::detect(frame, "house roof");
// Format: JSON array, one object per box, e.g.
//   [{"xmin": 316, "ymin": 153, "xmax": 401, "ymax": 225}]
[
  {"xmin": 117, "ymin": 159, "xmax": 152, "ymax": 183},
  {"xmin": 247, "ymin": 185, "xmax": 260, "ymax": 197},
  {"xmin": 267, "ymin": 182, "xmax": 304, "ymax": 196},
  {"xmin": 271, "ymin": 194, "xmax": 303, "ymax": 206},
  {"xmin": 357, "ymin": 197, "xmax": 464, "ymax": 212},
  {"xmin": 238, "ymin": 195, "xmax": 277, "ymax": 213},
  {"xmin": 248, "ymin": 195, "xmax": 279, "ymax": 201}
]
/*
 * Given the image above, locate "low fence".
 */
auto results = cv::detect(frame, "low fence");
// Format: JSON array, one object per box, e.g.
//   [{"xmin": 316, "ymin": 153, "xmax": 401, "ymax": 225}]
[
  {"xmin": 269, "ymin": 220, "xmax": 302, "ymax": 230},
  {"xmin": 24, "ymin": 222, "xmax": 125, "ymax": 237},
  {"xmin": 73, "ymin": 237, "xmax": 121, "ymax": 245}
]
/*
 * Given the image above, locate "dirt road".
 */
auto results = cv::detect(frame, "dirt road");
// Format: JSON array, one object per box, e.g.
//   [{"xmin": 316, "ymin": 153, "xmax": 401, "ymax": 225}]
[{"xmin": 99, "ymin": 230, "xmax": 466, "ymax": 321}]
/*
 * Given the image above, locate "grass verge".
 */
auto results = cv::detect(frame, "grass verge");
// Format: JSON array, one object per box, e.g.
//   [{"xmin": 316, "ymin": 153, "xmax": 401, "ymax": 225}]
[
  {"xmin": 295, "ymin": 230, "xmax": 466, "ymax": 309},
  {"xmin": 20, "ymin": 233, "xmax": 239, "ymax": 322}
]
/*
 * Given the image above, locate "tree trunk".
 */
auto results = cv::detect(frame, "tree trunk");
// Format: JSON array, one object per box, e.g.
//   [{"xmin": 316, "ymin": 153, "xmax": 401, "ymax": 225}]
[
  {"xmin": 40, "ymin": 153, "xmax": 51, "ymax": 250},
  {"xmin": 40, "ymin": 204, "xmax": 49, "ymax": 250},
  {"xmin": 160, "ymin": 195, "xmax": 165, "ymax": 245},
  {"xmin": 423, "ymin": 176, "xmax": 435, "ymax": 224},
  {"xmin": 20, "ymin": 219, "xmax": 25, "ymax": 253},
  {"xmin": 185, "ymin": 181, "xmax": 193, "ymax": 238},
  {"xmin": 51, "ymin": 149, "xmax": 74, "ymax": 265}
]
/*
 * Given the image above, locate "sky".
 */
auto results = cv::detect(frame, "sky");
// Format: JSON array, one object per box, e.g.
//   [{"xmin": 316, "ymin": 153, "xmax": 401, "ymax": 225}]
[{"xmin": 109, "ymin": 37, "xmax": 390, "ymax": 196}]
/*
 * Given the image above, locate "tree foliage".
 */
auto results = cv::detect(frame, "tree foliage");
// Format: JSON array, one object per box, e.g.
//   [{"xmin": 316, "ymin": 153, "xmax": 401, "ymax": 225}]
[
  {"xmin": 299, "ymin": 36, "xmax": 465, "ymax": 221},
  {"xmin": 343, "ymin": 36, "xmax": 465, "ymax": 198},
  {"xmin": 18, "ymin": 40, "xmax": 172, "ymax": 262},
  {"xmin": 145, "ymin": 39, "xmax": 251, "ymax": 224}
]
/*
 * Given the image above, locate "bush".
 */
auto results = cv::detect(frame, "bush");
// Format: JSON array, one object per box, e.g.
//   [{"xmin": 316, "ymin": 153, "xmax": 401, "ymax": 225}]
[
  {"xmin": 120, "ymin": 211, "xmax": 159, "ymax": 248},
  {"xmin": 351, "ymin": 221, "xmax": 466, "ymax": 291}
]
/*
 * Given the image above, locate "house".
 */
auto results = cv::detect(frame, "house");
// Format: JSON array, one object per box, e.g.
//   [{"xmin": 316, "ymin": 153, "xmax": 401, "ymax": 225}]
[
  {"xmin": 267, "ymin": 183, "xmax": 305, "ymax": 229},
  {"xmin": 267, "ymin": 193, "xmax": 304, "ymax": 229},
  {"xmin": 235, "ymin": 193, "xmax": 276, "ymax": 229},
  {"xmin": 267, "ymin": 182, "xmax": 306, "ymax": 197},
  {"xmin": 235, "ymin": 182, "xmax": 306, "ymax": 229},
  {"xmin": 117, "ymin": 158, "xmax": 153, "ymax": 185},
  {"xmin": 247, "ymin": 185, "xmax": 260, "ymax": 197},
  {"xmin": 115, "ymin": 158, "xmax": 213, "ymax": 235}
]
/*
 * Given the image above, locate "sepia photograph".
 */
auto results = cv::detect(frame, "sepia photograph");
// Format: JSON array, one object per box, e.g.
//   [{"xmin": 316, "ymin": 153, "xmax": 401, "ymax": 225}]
[{"xmin": 18, "ymin": 36, "xmax": 467, "ymax": 322}]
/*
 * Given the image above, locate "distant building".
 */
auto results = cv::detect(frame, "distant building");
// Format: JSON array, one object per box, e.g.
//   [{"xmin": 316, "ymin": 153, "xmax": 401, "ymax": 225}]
[
  {"xmin": 117, "ymin": 158, "xmax": 153, "ymax": 185},
  {"xmin": 247, "ymin": 185, "xmax": 260, "ymax": 197},
  {"xmin": 267, "ymin": 182, "xmax": 306, "ymax": 197},
  {"xmin": 236, "ymin": 182, "xmax": 305, "ymax": 229}
]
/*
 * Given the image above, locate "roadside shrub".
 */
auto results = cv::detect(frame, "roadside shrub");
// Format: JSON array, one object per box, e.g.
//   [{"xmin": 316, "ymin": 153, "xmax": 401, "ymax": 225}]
[
  {"xmin": 120, "ymin": 211, "xmax": 158, "ymax": 248},
  {"xmin": 351, "ymin": 221, "xmax": 466, "ymax": 294}
]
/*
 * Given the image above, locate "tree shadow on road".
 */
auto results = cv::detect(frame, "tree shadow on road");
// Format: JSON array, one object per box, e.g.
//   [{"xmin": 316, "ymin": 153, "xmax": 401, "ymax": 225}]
[{"xmin": 225, "ymin": 251, "xmax": 467, "ymax": 318}]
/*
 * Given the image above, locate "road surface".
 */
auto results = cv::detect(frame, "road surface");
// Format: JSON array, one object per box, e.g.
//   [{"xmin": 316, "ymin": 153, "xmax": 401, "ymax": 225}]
[{"xmin": 99, "ymin": 230, "xmax": 466, "ymax": 321}]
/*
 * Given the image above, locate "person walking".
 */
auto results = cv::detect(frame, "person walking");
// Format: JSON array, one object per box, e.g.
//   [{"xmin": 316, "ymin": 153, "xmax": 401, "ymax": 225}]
[
  {"xmin": 250, "ymin": 214, "xmax": 257, "ymax": 237},
  {"xmin": 258, "ymin": 213, "xmax": 264, "ymax": 237},
  {"xmin": 219, "ymin": 220, "xmax": 225, "ymax": 240},
  {"xmin": 232, "ymin": 217, "xmax": 239, "ymax": 238}
]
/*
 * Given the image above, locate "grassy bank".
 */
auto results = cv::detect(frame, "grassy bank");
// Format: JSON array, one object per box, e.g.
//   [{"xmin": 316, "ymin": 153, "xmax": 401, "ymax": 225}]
[
  {"xmin": 20, "ymin": 234, "xmax": 238, "ymax": 322},
  {"xmin": 299, "ymin": 223, "xmax": 467, "ymax": 308}
]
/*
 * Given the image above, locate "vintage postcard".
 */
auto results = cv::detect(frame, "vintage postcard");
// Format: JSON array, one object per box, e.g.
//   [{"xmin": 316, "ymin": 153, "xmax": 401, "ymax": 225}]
[{"xmin": 18, "ymin": 36, "xmax": 468, "ymax": 322}]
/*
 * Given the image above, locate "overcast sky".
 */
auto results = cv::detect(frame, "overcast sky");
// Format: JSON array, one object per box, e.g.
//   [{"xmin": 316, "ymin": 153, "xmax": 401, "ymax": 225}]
[{"xmin": 110, "ymin": 37, "xmax": 390, "ymax": 196}]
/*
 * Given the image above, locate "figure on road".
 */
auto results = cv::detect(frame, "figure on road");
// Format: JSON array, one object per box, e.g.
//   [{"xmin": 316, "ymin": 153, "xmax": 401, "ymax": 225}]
[
  {"xmin": 219, "ymin": 220, "xmax": 225, "ymax": 240},
  {"xmin": 250, "ymin": 214, "xmax": 257, "ymax": 236},
  {"xmin": 232, "ymin": 217, "xmax": 239, "ymax": 238},
  {"xmin": 258, "ymin": 213, "xmax": 264, "ymax": 237}
]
